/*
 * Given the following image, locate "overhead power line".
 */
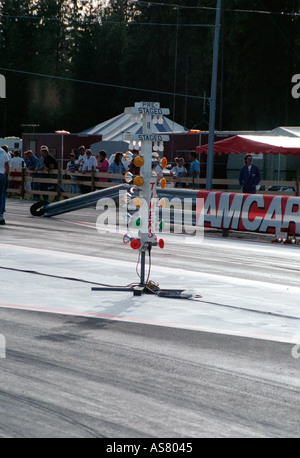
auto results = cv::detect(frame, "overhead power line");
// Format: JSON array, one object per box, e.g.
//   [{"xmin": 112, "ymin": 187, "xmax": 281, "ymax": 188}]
[
  {"xmin": 130, "ymin": 1, "xmax": 300, "ymax": 17},
  {"xmin": 0, "ymin": 67, "xmax": 207, "ymax": 100}
]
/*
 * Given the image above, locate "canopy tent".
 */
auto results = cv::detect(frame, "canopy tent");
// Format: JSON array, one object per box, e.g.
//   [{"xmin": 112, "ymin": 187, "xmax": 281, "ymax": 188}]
[
  {"xmin": 80, "ymin": 112, "xmax": 187, "ymax": 142},
  {"xmin": 196, "ymin": 135, "xmax": 300, "ymax": 156}
]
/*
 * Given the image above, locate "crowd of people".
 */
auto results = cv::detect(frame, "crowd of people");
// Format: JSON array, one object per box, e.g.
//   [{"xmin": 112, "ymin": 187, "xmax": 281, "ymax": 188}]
[
  {"xmin": 4, "ymin": 145, "xmax": 203, "ymax": 196},
  {"xmin": 0, "ymin": 141, "xmax": 262, "ymax": 226}
]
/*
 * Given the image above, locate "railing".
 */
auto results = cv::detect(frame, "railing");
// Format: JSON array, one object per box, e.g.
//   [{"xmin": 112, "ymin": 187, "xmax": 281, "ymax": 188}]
[{"xmin": 6, "ymin": 166, "xmax": 300, "ymax": 199}]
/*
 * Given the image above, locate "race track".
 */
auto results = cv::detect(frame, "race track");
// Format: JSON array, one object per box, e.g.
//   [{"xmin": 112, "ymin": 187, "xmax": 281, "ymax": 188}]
[{"xmin": 0, "ymin": 198, "xmax": 299, "ymax": 438}]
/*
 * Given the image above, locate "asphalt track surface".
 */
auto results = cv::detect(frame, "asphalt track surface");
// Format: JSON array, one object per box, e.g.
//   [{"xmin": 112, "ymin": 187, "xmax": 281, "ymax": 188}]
[{"xmin": 0, "ymin": 198, "xmax": 299, "ymax": 438}]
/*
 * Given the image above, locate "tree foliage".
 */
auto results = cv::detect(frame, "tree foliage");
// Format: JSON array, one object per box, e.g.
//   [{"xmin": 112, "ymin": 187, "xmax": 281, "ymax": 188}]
[{"xmin": 0, "ymin": 0, "xmax": 300, "ymax": 137}]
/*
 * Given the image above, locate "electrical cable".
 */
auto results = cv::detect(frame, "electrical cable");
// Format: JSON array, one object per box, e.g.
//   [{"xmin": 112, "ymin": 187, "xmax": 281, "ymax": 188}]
[
  {"xmin": 0, "ymin": 265, "xmax": 139, "ymax": 289},
  {"xmin": 0, "ymin": 14, "xmax": 214, "ymax": 27},
  {"xmin": 0, "ymin": 67, "xmax": 206, "ymax": 100}
]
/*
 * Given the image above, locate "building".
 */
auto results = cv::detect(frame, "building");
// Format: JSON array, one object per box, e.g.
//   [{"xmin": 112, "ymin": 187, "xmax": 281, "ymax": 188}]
[{"xmin": 22, "ymin": 132, "xmax": 102, "ymax": 168}]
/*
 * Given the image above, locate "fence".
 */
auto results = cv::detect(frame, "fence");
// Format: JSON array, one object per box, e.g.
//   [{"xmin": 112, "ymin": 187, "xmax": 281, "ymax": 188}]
[{"xmin": 6, "ymin": 166, "xmax": 300, "ymax": 200}]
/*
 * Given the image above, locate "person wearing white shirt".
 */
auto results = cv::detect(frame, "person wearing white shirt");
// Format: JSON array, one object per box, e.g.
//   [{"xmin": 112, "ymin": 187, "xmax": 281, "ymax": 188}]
[
  {"xmin": 77, "ymin": 145, "xmax": 87, "ymax": 172},
  {"xmin": 0, "ymin": 146, "xmax": 10, "ymax": 224},
  {"xmin": 81, "ymin": 149, "xmax": 97, "ymax": 173},
  {"xmin": 171, "ymin": 157, "xmax": 187, "ymax": 188},
  {"xmin": 80, "ymin": 149, "xmax": 97, "ymax": 193},
  {"xmin": 11, "ymin": 151, "xmax": 24, "ymax": 169},
  {"xmin": 10, "ymin": 150, "xmax": 24, "ymax": 190}
]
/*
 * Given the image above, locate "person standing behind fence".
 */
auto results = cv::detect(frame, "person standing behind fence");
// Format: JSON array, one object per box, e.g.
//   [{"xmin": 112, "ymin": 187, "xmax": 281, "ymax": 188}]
[
  {"xmin": 239, "ymin": 154, "xmax": 261, "ymax": 194},
  {"xmin": 11, "ymin": 150, "xmax": 24, "ymax": 169},
  {"xmin": 25, "ymin": 150, "xmax": 39, "ymax": 198},
  {"xmin": 40, "ymin": 146, "xmax": 58, "ymax": 200},
  {"xmin": 0, "ymin": 146, "xmax": 9, "ymax": 225},
  {"xmin": 80, "ymin": 149, "xmax": 97, "ymax": 193},
  {"xmin": 81, "ymin": 149, "xmax": 97, "ymax": 173},
  {"xmin": 10, "ymin": 150, "xmax": 24, "ymax": 190},
  {"xmin": 1, "ymin": 145, "xmax": 11, "ymax": 195},
  {"xmin": 40, "ymin": 146, "xmax": 58, "ymax": 172},
  {"xmin": 77, "ymin": 145, "xmax": 87, "ymax": 171},
  {"xmin": 108, "ymin": 152, "xmax": 125, "ymax": 183},
  {"xmin": 66, "ymin": 153, "xmax": 80, "ymax": 194},
  {"xmin": 188, "ymin": 151, "xmax": 200, "ymax": 184},
  {"xmin": 171, "ymin": 157, "xmax": 187, "ymax": 188},
  {"xmin": 97, "ymin": 150, "xmax": 109, "ymax": 183}
]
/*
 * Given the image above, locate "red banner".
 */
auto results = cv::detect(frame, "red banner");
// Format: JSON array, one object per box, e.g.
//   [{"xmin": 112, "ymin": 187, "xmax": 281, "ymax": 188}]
[{"xmin": 197, "ymin": 191, "xmax": 300, "ymax": 235}]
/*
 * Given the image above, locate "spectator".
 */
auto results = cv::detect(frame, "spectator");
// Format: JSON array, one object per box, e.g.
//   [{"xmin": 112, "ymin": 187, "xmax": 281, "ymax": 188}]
[
  {"xmin": 97, "ymin": 150, "xmax": 109, "ymax": 183},
  {"xmin": 1, "ymin": 145, "xmax": 11, "ymax": 193},
  {"xmin": 10, "ymin": 151, "xmax": 24, "ymax": 190},
  {"xmin": 188, "ymin": 151, "xmax": 200, "ymax": 188},
  {"xmin": 128, "ymin": 149, "xmax": 140, "ymax": 175},
  {"xmin": 40, "ymin": 146, "xmax": 59, "ymax": 200},
  {"xmin": 81, "ymin": 149, "xmax": 97, "ymax": 173},
  {"xmin": 25, "ymin": 150, "xmax": 39, "ymax": 171},
  {"xmin": 40, "ymin": 145, "xmax": 58, "ymax": 172},
  {"xmin": 77, "ymin": 145, "xmax": 87, "ymax": 172},
  {"xmin": 152, "ymin": 152, "xmax": 163, "ymax": 177},
  {"xmin": 171, "ymin": 157, "xmax": 187, "ymax": 188},
  {"xmin": 66, "ymin": 152, "xmax": 79, "ymax": 173},
  {"xmin": 25, "ymin": 150, "xmax": 39, "ymax": 199},
  {"xmin": 11, "ymin": 150, "xmax": 24, "ymax": 169},
  {"xmin": 80, "ymin": 149, "xmax": 97, "ymax": 193},
  {"xmin": 32, "ymin": 154, "xmax": 45, "ymax": 200},
  {"xmin": 66, "ymin": 153, "xmax": 80, "ymax": 194},
  {"xmin": 0, "ymin": 146, "xmax": 9, "ymax": 225},
  {"xmin": 239, "ymin": 154, "xmax": 261, "ymax": 194},
  {"xmin": 108, "ymin": 152, "xmax": 125, "ymax": 183}
]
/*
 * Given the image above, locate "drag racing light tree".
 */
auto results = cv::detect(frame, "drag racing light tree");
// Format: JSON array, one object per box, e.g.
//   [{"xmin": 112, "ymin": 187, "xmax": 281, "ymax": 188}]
[
  {"xmin": 92, "ymin": 101, "xmax": 171, "ymax": 296},
  {"xmin": 122, "ymin": 102, "xmax": 170, "ymax": 289}
]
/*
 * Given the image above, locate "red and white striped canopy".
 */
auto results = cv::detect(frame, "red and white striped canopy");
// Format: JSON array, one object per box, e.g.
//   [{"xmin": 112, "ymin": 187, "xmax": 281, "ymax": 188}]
[{"xmin": 196, "ymin": 135, "xmax": 300, "ymax": 155}]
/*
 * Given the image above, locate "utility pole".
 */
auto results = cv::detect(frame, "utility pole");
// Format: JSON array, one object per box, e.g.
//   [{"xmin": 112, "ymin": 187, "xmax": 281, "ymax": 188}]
[{"xmin": 206, "ymin": 0, "xmax": 222, "ymax": 191}]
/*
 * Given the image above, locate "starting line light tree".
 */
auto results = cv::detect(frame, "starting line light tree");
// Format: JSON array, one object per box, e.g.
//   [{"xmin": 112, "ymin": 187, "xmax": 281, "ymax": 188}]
[
  {"xmin": 90, "ymin": 101, "xmax": 199, "ymax": 298},
  {"xmin": 122, "ymin": 102, "xmax": 170, "ymax": 289},
  {"xmin": 92, "ymin": 101, "xmax": 195, "ymax": 298}
]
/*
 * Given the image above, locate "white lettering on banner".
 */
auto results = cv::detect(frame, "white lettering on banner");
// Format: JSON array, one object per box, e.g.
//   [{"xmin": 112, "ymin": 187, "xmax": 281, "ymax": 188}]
[
  {"xmin": 203, "ymin": 192, "xmax": 218, "ymax": 226},
  {"xmin": 203, "ymin": 192, "xmax": 244, "ymax": 229},
  {"xmin": 259, "ymin": 196, "xmax": 283, "ymax": 232},
  {"xmin": 219, "ymin": 193, "xmax": 244, "ymax": 229},
  {"xmin": 200, "ymin": 191, "xmax": 300, "ymax": 235},
  {"xmin": 241, "ymin": 195, "xmax": 265, "ymax": 231},
  {"xmin": 282, "ymin": 198, "xmax": 300, "ymax": 234}
]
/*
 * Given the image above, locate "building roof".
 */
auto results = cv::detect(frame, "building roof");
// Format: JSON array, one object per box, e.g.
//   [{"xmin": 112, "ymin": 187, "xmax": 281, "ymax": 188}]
[{"xmin": 80, "ymin": 113, "xmax": 187, "ymax": 141}]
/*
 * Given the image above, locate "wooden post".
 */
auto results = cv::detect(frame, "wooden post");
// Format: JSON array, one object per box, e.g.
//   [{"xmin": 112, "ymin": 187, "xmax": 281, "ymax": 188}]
[
  {"xmin": 21, "ymin": 165, "xmax": 25, "ymax": 199},
  {"xmin": 91, "ymin": 166, "xmax": 95, "ymax": 192},
  {"xmin": 56, "ymin": 165, "xmax": 62, "ymax": 201}
]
